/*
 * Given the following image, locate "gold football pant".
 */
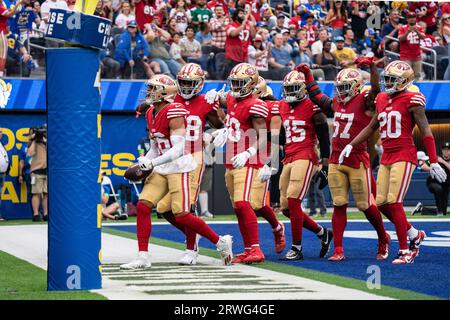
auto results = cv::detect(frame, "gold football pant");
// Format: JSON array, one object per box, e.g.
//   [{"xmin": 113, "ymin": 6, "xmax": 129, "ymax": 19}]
[
  {"xmin": 279, "ymin": 159, "xmax": 317, "ymax": 210},
  {"xmin": 328, "ymin": 163, "xmax": 374, "ymax": 211},
  {"xmin": 156, "ymin": 152, "xmax": 204, "ymax": 213},
  {"xmin": 225, "ymin": 167, "xmax": 257, "ymax": 206},
  {"xmin": 376, "ymin": 162, "xmax": 416, "ymax": 206},
  {"xmin": 140, "ymin": 171, "xmax": 191, "ymax": 215},
  {"xmin": 250, "ymin": 177, "xmax": 270, "ymax": 211}
]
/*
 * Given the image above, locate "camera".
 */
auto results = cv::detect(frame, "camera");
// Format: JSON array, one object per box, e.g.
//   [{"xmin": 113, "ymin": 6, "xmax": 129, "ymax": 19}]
[{"xmin": 30, "ymin": 125, "xmax": 47, "ymax": 143}]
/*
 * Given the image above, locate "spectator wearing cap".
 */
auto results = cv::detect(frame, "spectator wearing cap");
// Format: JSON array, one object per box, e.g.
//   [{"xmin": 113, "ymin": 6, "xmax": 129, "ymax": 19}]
[
  {"xmin": 332, "ymin": 36, "xmax": 357, "ymax": 69},
  {"xmin": 358, "ymin": 28, "xmax": 382, "ymax": 56},
  {"xmin": 398, "ymin": 11, "xmax": 425, "ymax": 81},
  {"xmin": 409, "ymin": 1, "xmax": 438, "ymax": 35},
  {"xmin": 417, "ymin": 151, "xmax": 430, "ymax": 172},
  {"xmin": 114, "ymin": 20, "xmax": 158, "ymax": 79},
  {"xmin": 425, "ymin": 142, "xmax": 450, "ymax": 216},
  {"xmin": 115, "ymin": 1, "xmax": 136, "ymax": 29},
  {"xmin": 324, "ymin": 0, "xmax": 347, "ymax": 38},
  {"xmin": 223, "ymin": 7, "xmax": 255, "ymax": 78},
  {"xmin": 303, "ymin": 13, "xmax": 318, "ymax": 46},
  {"xmin": 314, "ymin": 39, "xmax": 339, "ymax": 80},
  {"xmin": 248, "ymin": 34, "xmax": 269, "ymax": 78},
  {"xmin": 311, "ymin": 28, "xmax": 336, "ymax": 57},
  {"xmin": 268, "ymin": 33, "xmax": 295, "ymax": 80},
  {"xmin": 273, "ymin": 13, "xmax": 289, "ymax": 34}
]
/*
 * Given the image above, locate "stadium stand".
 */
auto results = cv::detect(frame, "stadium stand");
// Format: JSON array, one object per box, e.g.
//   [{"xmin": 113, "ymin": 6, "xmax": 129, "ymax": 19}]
[{"xmin": 1, "ymin": 0, "xmax": 450, "ymax": 81}]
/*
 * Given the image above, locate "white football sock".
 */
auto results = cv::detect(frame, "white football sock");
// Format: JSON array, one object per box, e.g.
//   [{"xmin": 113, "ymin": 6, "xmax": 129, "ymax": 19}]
[
  {"xmin": 198, "ymin": 192, "xmax": 208, "ymax": 213},
  {"xmin": 407, "ymin": 226, "xmax": 419, "ymax": 240}
]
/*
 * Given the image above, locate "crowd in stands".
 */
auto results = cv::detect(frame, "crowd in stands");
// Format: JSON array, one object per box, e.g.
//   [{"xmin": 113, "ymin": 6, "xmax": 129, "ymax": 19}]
[{"xmin": 2, "ymin": 0, "xmax": 450, "ymax": 81}]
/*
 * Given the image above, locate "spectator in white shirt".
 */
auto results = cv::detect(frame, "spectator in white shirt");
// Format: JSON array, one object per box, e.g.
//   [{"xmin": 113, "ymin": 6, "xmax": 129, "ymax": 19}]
[
  {"xmin": 311, "ymin": 28, "xmax": 336, "ymax": 57},
  {"xmin": 40, "ymin": 0, "xmax": 68, "ymax": 24},
  {"xmin": 115, "ymin": 1, "xmax": 136, "ymax": 29}
]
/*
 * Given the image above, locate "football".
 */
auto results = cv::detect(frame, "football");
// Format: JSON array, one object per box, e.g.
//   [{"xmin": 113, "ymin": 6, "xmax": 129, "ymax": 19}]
[{"xmin": 124, "ymin": 163, "xmax": 151, "ymax": 182}]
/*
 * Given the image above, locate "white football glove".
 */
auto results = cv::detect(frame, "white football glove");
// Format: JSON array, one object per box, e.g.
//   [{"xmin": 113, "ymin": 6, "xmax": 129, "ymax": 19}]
[
  {"xmin": 212, "ymin": 128, "xmax": 228, "ymax": 148},
  {"xmin": 430, "ymin": 163, "xmax": 447, "ymax": 183},
  {"xmin": 138, "ymin": 156, "xmax": 154, "ymax": 171},
  {"xmin": 338, "ymin": 144, "xmax": 353, "ymax": 165},
  {"xmin": 205, "ymin": 84, "xmax": 227, "ymax": 104},
  {"xmin": 258, "ymin": 165, "xmax": 276, "ymax": 182},
  {"xmin": 205, "ymin": 89, "xmax": 220, "ymax": 104},
  {"xmin": 231, "ymin": 151, "xmax": 252, "ymax": 169}
]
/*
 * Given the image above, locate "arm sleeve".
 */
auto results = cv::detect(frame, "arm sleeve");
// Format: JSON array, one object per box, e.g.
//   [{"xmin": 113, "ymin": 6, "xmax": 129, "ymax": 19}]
[
  {"xmin": 150, "ymin": 135, "xmax": 186, "ymax": 167},
  {"xmin": 144, "ymin": 139, "xmax": 159, "ymax": 160},
  {"xmin": 314, "ymin": 121, "xmax": 330, "ymax": 159}
]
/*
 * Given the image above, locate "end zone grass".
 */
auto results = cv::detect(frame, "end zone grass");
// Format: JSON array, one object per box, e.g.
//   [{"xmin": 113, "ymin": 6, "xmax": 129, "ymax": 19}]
[{"xmin": 0, "ymin": 250, "xmax": 106, "ymax": 300}]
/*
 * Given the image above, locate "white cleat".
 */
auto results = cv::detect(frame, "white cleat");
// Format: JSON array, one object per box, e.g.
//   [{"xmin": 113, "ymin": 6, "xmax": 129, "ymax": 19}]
[
  {"xmin": 179, "ymin": 249, "xmax": 198, "ymax": 265},
  {"xmin": 216, "ymin": 235, "xmax": 233, "ymax": 266},
  {"xmin": 120, "ymin": 253, "xmax": 151, "ymax": 270}
]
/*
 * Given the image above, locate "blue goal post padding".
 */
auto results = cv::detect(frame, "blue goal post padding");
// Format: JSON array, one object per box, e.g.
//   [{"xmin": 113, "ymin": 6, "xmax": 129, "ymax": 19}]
[{"xmin": 46, "ymin": 48, "xmax": 102, "ymax": 290}]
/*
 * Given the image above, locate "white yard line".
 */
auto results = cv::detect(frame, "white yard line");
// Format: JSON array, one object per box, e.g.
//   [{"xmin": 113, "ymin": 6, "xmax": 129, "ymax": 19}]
[{"xmin": 0, "ymin": 225, "xmax": 391, "ymax": 300}]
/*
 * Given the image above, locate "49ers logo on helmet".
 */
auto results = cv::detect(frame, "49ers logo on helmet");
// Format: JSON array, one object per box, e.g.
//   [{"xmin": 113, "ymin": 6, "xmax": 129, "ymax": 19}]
[
  {"xmin": 347, "ymin": 70, "xmax": 360, "ymax": 78},
  {"xmin": 245, "ymin": 67, "xmax": 256, "ymax": 76},
  {"xmin": 392, "ymin": 61, "xmax": 409, "ymax": 71},
  {"xmin": 159, "ymin": 77, "xmax": 175, "ymax": 85}
]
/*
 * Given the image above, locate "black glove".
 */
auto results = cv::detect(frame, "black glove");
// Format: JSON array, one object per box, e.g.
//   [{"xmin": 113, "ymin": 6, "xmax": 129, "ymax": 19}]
[{"xmin": 314, "ymin": 165, "xmax": 328, "ymax": 190}]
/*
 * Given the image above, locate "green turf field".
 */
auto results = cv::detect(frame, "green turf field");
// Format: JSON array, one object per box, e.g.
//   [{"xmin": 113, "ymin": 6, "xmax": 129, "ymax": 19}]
[{"xmin": 0, "ymin": 250, "xmax": 106, "ymax": 300}]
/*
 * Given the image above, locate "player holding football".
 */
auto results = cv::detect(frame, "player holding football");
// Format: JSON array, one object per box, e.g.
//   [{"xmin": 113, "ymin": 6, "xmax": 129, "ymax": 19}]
[
  {"xmin": 277, "ymin": 70, "xmax": 333, "ymax": 260},
  {"xmin": 155, "ymin": 63, "xmax": 224, "ymax": 265},
  {"xmin": 298, "ymin": 61, "xmax": 391, "ymax": 261},
  {"xmin": 211, "ymin": 63, "xmax": 271, "ymax": 264},
  {"xmin": 340, "ymin": 61, "xmax": 447, "ymax": 264},
  {"xmin": 120, "ymin": 75, "xmax": 233, "ymax": 270}
]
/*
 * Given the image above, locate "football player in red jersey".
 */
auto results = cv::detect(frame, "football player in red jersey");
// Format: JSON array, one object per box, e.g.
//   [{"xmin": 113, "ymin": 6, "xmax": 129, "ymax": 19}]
[
  {"xmin": 250, "ymin": 76, "xmax": 286, "ymax": 255},
  {"xmin": 154, "ymin": 63, "xmax": 224, "ymax": 265},
  {"xmin": 277, "ymin": 70, "xmax": 333, "ymax": 260},
  {"xmin": 340, "ymin": 61, "xmax": 447, "ymax": 264},
  {"xmin": 298, "ymin": 61, "xmax": 391, "ymax": 262},
  {"xmin": 120, "ymin": 75, "xmax": 233, "ymax": 270},
  {"xmin": 212, "ymin": 63, "xmax": 270, "ymax": 264}
]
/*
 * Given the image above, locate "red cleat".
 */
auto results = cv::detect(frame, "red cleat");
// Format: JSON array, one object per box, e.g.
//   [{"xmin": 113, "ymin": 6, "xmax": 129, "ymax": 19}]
[
  {"xmin": 376, "ymin": 233, "xmax": 391, "ymax": 260},
  {"xmin": 410, "ymin": 230, "xmax": 426, "ymax": 259},
  {"xmin": 242, "ymin": 246, "xmax": 265, "ymax": 264},
  {"xmin": 328, "ymin": 247, "xmax": 345, "ymax": 262},
  {"xmin": 273, "ymin": 223, "xmax": 286, "ymax": 254},
  {"xmin": 392, "ymin": 250, "xmax": 414, "ymax": 264},
  {"xmin": 232, "ymin": 249, "xmax": 250, "ymax": 264}
]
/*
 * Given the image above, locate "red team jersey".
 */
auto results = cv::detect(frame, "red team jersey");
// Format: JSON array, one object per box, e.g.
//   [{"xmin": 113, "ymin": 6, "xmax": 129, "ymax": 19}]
[
  {"xmin": 173, "ymin": 93, "xmax": 218, "ymax": 154},
  {"xmin": 375, "ymin": 91, "xmax": 426, "ymax": 165},
  {"xmin": 225, "ymin": 95, "xmax": 269, "ymax": 169},
  {"xmin": 278, "ymin": 99, "xmax": 322, "ymax": 165},
  {"xmin": 145, "ymin": 102, "xmax": 188, "ymax": 155},
  {"xmin": 225, "ymin": 21, "xmax": 252, "ymax": 62},
  {"xmin": 330, "ymin": 91, "xmax": 372, "ymax": 168},
  {"xmin": 398, "ymin": 24, "xmax": 425, "ymax": 60},
  {"xmin": 0, "ymin": 4, "xmax": 8, "ymax": 33},
  {"xmin": 135, "ymin": 0, "xmax": 157, "ymax": 30}
]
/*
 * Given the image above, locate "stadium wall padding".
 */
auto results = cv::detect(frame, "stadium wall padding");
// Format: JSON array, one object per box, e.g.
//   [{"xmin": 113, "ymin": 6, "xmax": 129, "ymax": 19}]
[{"xmin": 46, "ymin": 48, "xmax": 101, "ymax": 290}]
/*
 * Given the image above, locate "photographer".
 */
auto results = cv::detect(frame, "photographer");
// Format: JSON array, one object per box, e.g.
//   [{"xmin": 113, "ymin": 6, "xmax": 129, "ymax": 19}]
[
  {"xmin": 27, "ymin": 126, "xmax": 48, "ymax": 222},
  {"xmin": 0, "ymin": 128, "xmax": 9, "ymax": 221}
]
